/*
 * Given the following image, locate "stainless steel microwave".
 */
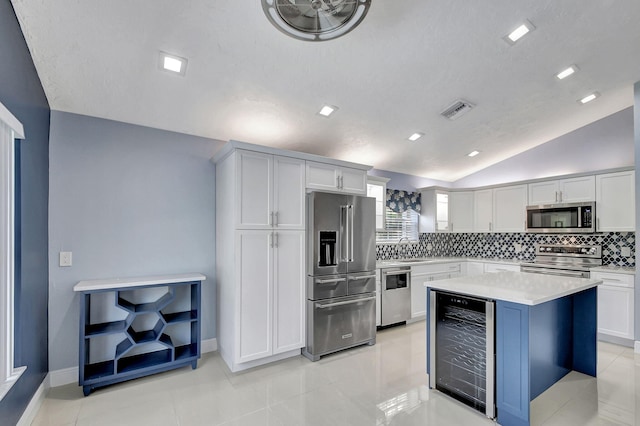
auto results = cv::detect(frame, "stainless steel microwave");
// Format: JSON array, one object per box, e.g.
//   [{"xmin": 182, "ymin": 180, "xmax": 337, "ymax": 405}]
[{"xmin": 525, "ymin": 202, "xmax": 595, "ymax": 233}]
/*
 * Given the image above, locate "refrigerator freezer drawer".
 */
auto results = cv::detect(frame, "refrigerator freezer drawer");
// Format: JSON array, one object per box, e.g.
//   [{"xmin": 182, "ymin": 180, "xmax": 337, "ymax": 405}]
[
  {"xmin": 307, "ymin": 275, "xmax": 348, "ymax": 300},
  {"xmin": 304, "ymin": 294, "xmax": 376, "ymax": 360},
  {"xmin": 347, "ymin": 272, "xmax": 376, "ymax": 295}
]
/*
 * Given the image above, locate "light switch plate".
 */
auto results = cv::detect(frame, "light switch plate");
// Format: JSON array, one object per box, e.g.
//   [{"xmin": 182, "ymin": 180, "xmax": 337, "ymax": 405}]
[
  {"xmin": 59, "ymin": 251, "xmax": 72, "ymax": 267},
  {"xmin": 621, "ymin": 247, "xmax": 631, "ymax": 257}
]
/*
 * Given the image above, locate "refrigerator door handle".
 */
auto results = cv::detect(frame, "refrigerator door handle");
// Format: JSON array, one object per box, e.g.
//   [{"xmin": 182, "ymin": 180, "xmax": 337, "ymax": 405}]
[
  {"xmin": 341, "ymin": 205, "xmax": 349, "ymax": 262},
  {"xmin": 348, "ymin": 205, "xmax": 354, "ymax": 262}
]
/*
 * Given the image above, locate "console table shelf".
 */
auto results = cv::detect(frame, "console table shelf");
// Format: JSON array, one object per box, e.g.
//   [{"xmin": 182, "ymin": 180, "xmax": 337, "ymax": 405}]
[{"xmin": 74, "ymin": 273, "xmax": 205, "ymax": 396}]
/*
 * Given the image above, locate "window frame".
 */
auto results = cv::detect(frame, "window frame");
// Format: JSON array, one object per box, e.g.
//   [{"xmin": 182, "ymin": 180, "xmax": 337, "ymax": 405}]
[{"xmin": 0, "ymin": 101, "xmax": 26, "ymax": 401}]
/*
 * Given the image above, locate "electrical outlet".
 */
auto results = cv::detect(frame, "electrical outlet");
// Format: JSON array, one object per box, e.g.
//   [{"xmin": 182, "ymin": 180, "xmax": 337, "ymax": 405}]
[
  {"xmin": 513, "ymin": 243, "xmax": 522, "ymax": 253},
  {"xmin": 621, "ymin": 247, "xmax": 631, "ymax": 257},
  {"xmin": 59, "ymin": 251, "xmax": 72, "ymax": 267}
]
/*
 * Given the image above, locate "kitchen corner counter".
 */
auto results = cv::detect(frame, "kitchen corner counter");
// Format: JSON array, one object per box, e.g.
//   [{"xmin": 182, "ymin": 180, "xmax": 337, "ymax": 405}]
[
  {"xmin": 589, "ymin": 265, "xmax": 636, "ymax": 275},
  {"xmin": 376, "ymin": 256, "xmax": 522, "ymax": 268},
  {"xmin": 423, "ymin": 270, "xmax": 601, "ymax": 305}
]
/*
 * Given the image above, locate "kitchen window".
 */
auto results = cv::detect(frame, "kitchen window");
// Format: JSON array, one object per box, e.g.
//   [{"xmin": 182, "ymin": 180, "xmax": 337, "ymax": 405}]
[
  {"xmin": 376, "ymin": 209, "xmax": 420, "ymax": 243},
  {"xmin": 0, "ymin": 101, "xmax": 25, "ymax": 400}
]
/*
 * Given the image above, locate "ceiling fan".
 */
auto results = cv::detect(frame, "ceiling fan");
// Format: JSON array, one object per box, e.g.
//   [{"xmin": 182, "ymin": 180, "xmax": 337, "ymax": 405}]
[{"xmin": 262, "ymin": 0, "xmax": 372, "ymax": 41}]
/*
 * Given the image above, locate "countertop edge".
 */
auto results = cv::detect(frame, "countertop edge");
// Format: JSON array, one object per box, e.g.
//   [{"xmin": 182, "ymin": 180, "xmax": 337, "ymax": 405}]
[{"xmin": 74, "ymin": 273, "xmax": 207, "ymax": 292}]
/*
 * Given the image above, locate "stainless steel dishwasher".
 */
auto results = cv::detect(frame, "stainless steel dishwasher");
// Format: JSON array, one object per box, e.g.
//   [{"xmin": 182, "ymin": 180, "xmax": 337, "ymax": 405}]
[{"xmin": 380, "ymin": 266, "xmax": 411, "ymax": 327}]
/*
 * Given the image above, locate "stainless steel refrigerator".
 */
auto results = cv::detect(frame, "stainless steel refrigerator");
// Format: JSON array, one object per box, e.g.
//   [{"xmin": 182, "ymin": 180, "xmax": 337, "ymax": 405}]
[{"xmin": 302, "ymin": 191, "xmax": 377, "ymax": 361}]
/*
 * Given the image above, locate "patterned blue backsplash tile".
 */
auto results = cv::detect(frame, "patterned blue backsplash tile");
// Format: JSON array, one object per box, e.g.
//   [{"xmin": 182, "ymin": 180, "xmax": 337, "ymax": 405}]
[{"xmin": 376, "ymin": 232, "xmax": 635, "ymax": 267}]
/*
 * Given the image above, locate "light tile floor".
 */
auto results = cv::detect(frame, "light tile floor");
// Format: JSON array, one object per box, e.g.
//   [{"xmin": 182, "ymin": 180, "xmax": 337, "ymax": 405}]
[{"xmin": 32, "ymin": 321, "xmax": 639, "ymax": 425}]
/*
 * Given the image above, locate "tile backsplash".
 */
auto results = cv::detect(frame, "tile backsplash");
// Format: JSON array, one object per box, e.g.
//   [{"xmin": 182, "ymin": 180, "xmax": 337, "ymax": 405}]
[{"xmin": 376, "ymin": 232, "xmax": 635, "ymax": 267}]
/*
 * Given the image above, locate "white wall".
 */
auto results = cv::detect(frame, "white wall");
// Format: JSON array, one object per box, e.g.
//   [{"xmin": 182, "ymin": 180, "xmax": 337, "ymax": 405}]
[
  {"xmin": 48, "ymin": 111, "xmax": 224, "ymax": 371},
  {"xmin": 453, "ymin": 107, "xmax": 634, "ymax": 188}
]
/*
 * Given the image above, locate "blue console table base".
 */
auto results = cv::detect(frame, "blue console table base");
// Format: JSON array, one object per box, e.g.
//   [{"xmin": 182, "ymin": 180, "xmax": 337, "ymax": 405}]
[{"xmin": 75, "ymin": 274, "xmax": 204, "ymax": 396}]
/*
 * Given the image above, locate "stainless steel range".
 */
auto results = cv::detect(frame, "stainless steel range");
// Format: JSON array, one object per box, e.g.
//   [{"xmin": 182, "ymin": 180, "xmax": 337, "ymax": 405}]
[{"xmin": 520, "ymin": 244, "xmax": 602, "ymax": 278}]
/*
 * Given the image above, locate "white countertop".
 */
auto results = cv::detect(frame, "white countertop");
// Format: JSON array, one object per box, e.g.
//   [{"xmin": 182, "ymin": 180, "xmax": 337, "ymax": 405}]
[
  {"xmin": 74, "ymin": 273, "xmax": 207, "ymax": 292},
  {"xmin": 423, "ymin": 271, "xmax": 601, "ymax": 306},
  {"xmin": 377, "ymin": 257, "xmax": 521, "ymax": 268}
]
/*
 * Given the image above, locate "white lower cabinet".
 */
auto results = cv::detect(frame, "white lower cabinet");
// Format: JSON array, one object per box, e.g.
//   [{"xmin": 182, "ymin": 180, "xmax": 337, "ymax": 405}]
[
  {"xmin": 234, "ymin": 230, "xmax": 305, "ymax": 367},
  {"xmin": 411, "ymin": 263, "xmax": 461, "ymax": 319},
  {"xmin": 592, "ymin": 271, "xmax": 634, "ymax": 341},
  {"xmin": 465, "ymin": 262, "xmax": 486, "ymax": 275}
]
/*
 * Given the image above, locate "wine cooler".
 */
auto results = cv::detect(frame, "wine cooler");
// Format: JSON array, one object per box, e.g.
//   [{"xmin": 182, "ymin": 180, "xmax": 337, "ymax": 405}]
[{"xmin": 429, "ymin": 290, "xmax": 495, "ymax": 418}]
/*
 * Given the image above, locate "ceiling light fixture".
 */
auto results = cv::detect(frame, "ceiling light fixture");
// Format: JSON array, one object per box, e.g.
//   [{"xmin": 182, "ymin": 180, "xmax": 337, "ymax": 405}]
[
  {"xmin": 467, "ymin": 150, "xmax": 480, "ymax": 157},
  {"xmin": 408, "ymin": 133, "xmax": 424, "ymax": 142},
  {"xmin": 579, "ymin": 92, "xmax": 599, "ymax": 104},
  {"xmin": 504, "ymin": 20, "xmax": 535, "ymax": 45},
  {"xmin": 556, "ymin": 65, "xmax": 578, "ymax": 80},
  {"xmin": 318, "ymin": 105, "xmax": 338, "ymax": 117},
  {"xmin": 158, "ymin": 51, "xmax": 188, "ymax": 76},
  {"xmin": 261, "ymin": 0, "xmax": 372, "ymax": 42}
]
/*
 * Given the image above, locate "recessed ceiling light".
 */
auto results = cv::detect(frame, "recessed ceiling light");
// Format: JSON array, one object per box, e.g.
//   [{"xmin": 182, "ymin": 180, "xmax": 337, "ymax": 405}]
[
  {"xmin": 158, "ymin": 51, "xmax": 188, "ymax": 76},
  {"xmin": 504, "ymin": 20, "xmax": 535, "ymax": 45},
  {"xmin": 556, "ymin": 65, "xmax": 578, "ymax": 80},
  {"xmin": 467, "ymin": 150, "xmax": 480, "ymax": 157},
  {"xmin": 318, "ymin": 105, "xmax": 338, "ymax": 117},
  {"xmin": 408, "ymin": 132, "xmax": 424, "ymax": 142},
  {"xmin": 579, "ymin": 92, "xmax": 599, "ymax": 104}
]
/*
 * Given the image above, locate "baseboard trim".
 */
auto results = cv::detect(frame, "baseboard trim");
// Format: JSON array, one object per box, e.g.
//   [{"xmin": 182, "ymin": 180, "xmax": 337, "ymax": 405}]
[
  {"xmin": 49, "ymin": 366, "xmax": 78, "ymax": 387},
  {"xmin": 202, "ymin": 337, "xmax": 218, "ymax": 353},
  {"xmin": 17, "ymin": 373, "xmax": 49, "ymax": 426},
  {"xmin": 635, "ymin": 341, "xmax": 640, "ymax": 353}
]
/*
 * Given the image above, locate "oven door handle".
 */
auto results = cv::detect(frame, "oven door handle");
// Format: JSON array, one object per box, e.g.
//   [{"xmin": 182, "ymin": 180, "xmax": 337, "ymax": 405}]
[
  {"xmin": 521, "ymin": 267, "xmax": 587, "ymax": 277},
  {"xmin": 315, "ymin": 296, "xmax": 376, "ymax": 309}
]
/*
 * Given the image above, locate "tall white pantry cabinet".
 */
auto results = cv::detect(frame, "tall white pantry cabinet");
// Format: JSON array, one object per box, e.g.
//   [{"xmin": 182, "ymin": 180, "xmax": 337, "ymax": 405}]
[{"xmin": 215, "ymin": 148, "xmax": 306, "ymax": 372}]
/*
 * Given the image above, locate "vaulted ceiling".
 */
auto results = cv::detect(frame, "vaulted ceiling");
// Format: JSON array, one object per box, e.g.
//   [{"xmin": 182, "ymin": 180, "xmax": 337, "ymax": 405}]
[{"xmin": 11, "ymin": 0, "xmax": 640, "ymax": 181}]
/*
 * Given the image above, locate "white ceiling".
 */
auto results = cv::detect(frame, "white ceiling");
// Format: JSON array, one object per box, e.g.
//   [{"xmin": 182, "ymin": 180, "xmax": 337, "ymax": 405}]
[{"xmin": 11, "ymin": 0, "xmax": 640, "ymax": 182}]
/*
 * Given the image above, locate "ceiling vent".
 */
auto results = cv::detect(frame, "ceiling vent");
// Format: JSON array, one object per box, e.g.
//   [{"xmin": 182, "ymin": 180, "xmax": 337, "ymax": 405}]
[
  {"xmin": 262, "ymin": 0, "xmax": 371, "ymax": 42},
  {"xmin": 440, "ymin": 100, "xmax": 475, "ymax": 120}
]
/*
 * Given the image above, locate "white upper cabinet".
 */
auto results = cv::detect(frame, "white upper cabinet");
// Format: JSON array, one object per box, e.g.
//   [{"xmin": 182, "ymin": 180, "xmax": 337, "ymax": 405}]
[
  {"xmin": 473, "ymin": 189, "xmax": 493, "ymax": 232},
  {"xmin": 450, "ymin": 191, "xmax": 474, "ymax": 233},
  {"xmin": 493, "ymin": 185, "xmax": 527, "ymax": 232},
  {"xmin": 528, "ymin": 176, "xmax": 595, "ymax": 205},
  {"xmin": 237, "ymin": 151, "xmax": 305, "ymax": 230},
  {"xmin": 306, "ymin": 161, "xmax": 367, "ymax": 195},
  {"xmin": 367, "ymin": 175, "xmax": 390, "ymax": 231},
  {"xmin": 595, "ymin": 170, "xmax": 635, "ymax": 232},
  {"xmin": 419, "ymin": 188, "xmax": 449, "ymax": 232}
]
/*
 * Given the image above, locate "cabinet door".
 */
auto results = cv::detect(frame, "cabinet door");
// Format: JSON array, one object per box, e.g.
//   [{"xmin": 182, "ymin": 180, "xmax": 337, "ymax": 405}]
[
  {"xmin": 450, "ymin": 192, "xmax": 474, "ymax": 233},
  {"xmin": 598, "ymin": 285, "xmax": 634, "ymax": 339},
  {"xmin": 272, "ymin": 231, "xmax": 305, "ymax": 354},
  {"xmin": 465, "ymin": 262, "xmax": 485, "ymax": 275},
  {"xmin": 528, "ymin": 181, "xmax": 559, "ymax": 205},
  {"xmin": 367, "ymin": 179, "xmax": 387, "ymax": 231},
  {"xmin": 559, "ymin": 176, "xmax": 595, "ymax": 202},
  {"xmin": 237, "ymin": 151, "xmax": 272, "ymax": 229},
  {"xmin": 236, "ymin": 231, "xmax": 273, "ymax": 363},
  {"xmin": 340, "ymin": 167, "xmax": 367, "ymax": 195},
  {"xmin": 306, "ymin": 161, "xmax": 339, "ymax": 191},
  {"xmin": 411, "ymin": 274, "xmax": 429, "ymax": 318},
  {"xmin": 493, "ymin": 185, "xmax": 527, "ymax": 232},
  {"xmin": 273, "ymin": 156, "xmax": 306, "ymax": 230},
  {"xmin": 474, "ymin": 189, "xmax": 493, "ymax": 232},
  {"xmin": 596, "ymin": 171, "xmax": 635, "ymax": 232}
]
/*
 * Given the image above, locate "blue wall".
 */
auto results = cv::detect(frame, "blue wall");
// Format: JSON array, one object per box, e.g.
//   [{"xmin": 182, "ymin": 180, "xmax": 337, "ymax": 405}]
[{"xmin": 0, "ymin": 1, "xmax": 50, "ymax": 424}]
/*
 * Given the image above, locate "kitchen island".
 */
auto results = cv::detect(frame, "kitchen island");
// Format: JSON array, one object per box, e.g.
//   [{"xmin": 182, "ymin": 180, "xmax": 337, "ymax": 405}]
[{"xmin": 425, "ymin": 271, "xmax": 601, "ymax": 426}]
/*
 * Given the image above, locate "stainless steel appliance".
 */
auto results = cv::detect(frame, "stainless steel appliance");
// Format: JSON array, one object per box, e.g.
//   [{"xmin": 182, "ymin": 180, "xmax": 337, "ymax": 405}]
[
  {"xmin": 380, "ymin": 266, "xmax": 411, "ymax": 327},
  {"xmin": 303, "ymin": 191, "xmax": 377, "ymax": 361},
  {"xmin": 520, "ymin": 244, "xmax": 602, "ymax": 277},
  {"xmin": 429, "ymin": 290, "xmax": 495, "ymax": 418},
  {"xmin": 526, "ymin": 202, "xmax": 595, "ymax": 233}
]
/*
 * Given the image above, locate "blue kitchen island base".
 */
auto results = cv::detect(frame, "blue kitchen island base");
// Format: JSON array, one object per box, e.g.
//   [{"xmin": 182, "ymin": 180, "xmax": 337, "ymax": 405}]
[
  {"xmin": 495, "ymin": 288, "xmax": 597, "ymax": 426},
  {"xmin": 426, "ymin": 274, "xmax": 598, "ymax": 426}
]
